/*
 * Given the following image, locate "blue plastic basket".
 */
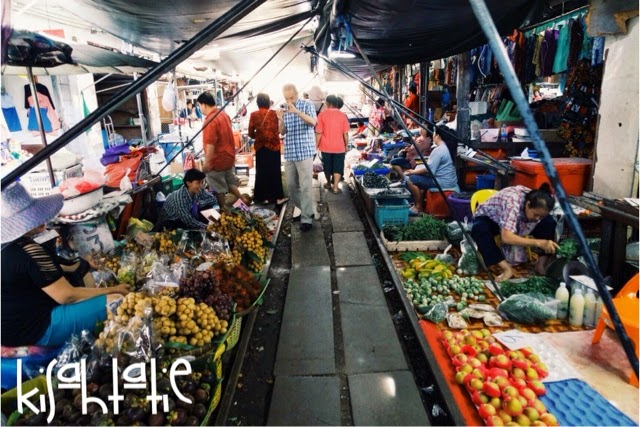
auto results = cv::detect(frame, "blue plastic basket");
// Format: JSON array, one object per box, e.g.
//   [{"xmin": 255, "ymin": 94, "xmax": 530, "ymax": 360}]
[
  {"xmin": 352, "ymin": 166, "xmax": 390, "ymax": 176},
  {"xmin": 476, "ymin": 174, "xmax": 496, "ymax": 190},
  {"xmin": 374, "ymin": 198, "xmax": 409, "ymax": 230}
]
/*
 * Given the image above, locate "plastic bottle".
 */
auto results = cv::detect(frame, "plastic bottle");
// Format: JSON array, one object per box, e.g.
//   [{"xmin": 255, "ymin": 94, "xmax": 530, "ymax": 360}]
[
  {"xmin": 569, "ymin": 288, "xmax": 585, "ymax": 327},
  {"xmin": 595, "ymin": 295, "xmax": 604, "ymax": 324},
  {"xmin": 555, "ymin": 282, "xmax": 570, "ymax": 320},
  {"xmin": 583, "ymin": 289, "xmax": 597, "ymax": 327},
  {"xmin": 500, "ymin": 124, "xmax": 508, "ymax": 141}
]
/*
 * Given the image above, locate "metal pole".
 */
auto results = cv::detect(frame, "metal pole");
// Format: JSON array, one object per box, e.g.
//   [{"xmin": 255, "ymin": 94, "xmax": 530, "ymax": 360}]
[
  {"xmin": 1, "ymin": 0, "xmax": 265, "ymax": 189},
  {"xmin": 419, "ymin": 62, "xmax": 428, "ymax": 118},
  {"xmin": 26, "ymin": 67, "xmax": 56, "ymax": 187},
  {"xmin": 469, "ymin": 0, "xmax": 639, "ymax": 379},
  {"xmin": 133, "ymin": 72, "xmax": 147, "ymax": 145}
]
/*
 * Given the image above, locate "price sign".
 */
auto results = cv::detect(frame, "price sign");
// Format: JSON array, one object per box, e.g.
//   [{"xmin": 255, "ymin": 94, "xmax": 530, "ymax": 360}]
[{"xmin": 492, "ymin": 329, "xmax": 537, "ymax": 350}]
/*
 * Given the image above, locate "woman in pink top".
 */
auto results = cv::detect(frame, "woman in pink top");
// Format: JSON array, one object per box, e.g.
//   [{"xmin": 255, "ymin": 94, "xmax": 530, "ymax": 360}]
[{"xmin": 315, "ymin": 95, "xmax": 350, "ymax": 194}]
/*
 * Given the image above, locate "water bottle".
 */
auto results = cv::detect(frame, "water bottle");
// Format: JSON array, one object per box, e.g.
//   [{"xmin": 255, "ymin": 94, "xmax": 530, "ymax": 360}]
[
  {"xmin": 500, "ymin": 124, "xmax": 508, "ymax": 141},
  {"xmin": 428, "ymin": 108, "xmax": 434, "ymax": 122}
]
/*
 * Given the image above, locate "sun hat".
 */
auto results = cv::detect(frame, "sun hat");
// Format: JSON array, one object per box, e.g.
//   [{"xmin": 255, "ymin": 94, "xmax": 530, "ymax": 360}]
[{"xmin": 1, "ymin": 182, "xmax": 64, "ymax": 244}]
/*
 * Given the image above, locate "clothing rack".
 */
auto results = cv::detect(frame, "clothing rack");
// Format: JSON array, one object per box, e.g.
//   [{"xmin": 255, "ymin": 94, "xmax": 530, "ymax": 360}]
[{"xmin": 521, "ymin": 5, "xmax": 588, "ymax": 34}]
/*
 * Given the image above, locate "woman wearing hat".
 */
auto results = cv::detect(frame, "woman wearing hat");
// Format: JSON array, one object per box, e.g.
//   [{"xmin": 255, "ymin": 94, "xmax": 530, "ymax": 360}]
[{"xmin": 1, "ymin": 183, "xmax": 129, "ymax": 347}]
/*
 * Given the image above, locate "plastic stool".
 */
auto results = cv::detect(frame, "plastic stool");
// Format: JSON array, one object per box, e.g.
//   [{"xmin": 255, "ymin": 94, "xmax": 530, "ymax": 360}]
[
  {"xmin": 235, "ymin": 165, "xmax": 250, "ymax": 177},
  {"xmin": 425, "ymin": 188, "xmax": 459, "ymax": 218}
]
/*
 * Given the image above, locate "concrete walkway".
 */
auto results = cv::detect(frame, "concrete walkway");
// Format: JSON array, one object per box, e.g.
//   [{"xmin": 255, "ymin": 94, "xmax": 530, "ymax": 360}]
[{"xmin": 267, "ymin": 180, "xmax": 430, "ymax": 426}]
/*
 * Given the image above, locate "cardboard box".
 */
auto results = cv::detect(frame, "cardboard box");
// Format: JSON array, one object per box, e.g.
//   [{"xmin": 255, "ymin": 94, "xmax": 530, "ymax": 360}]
[{"xmin": 169, "ymin": 161, "xmax": 184, "ymax": 174}]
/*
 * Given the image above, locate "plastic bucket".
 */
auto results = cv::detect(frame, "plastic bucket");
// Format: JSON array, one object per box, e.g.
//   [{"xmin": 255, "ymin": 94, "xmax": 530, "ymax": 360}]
[
  {"xmin": 448, "ymin": 193, "xmax": 473, "ymax": 222},
  {"xmin": 476, "ymin": 174, "xmax": 496, "ymax": 190}
]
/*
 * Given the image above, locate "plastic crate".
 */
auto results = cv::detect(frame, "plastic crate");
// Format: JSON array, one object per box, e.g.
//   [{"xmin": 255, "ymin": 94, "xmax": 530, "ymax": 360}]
[
  {"xmin": 374, "ymin": 198, "xmax": 409, "ymax": 230},
  {"xmin": 352, "ymin": 165, "xmax": 391, "ymax": 176},
  {"xmin": 20, "ymin": 164, "xmax": 83, "ymax": 198},
  {"xmin": 161, "ymin": 174, "xmax": 183, "ymax": 195},
  {"xmin": 511, "ymin": 158, "xmax": 592, "ymax": 196}
]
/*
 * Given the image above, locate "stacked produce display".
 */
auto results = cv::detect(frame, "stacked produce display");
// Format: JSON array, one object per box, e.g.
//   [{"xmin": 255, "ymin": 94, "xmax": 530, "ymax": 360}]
[
  {"xmin": 442, "ymin": 330, "xmax": 559, "ymax": 427},
  {"xmin": 5, "ymin": 208, "xmax": 275, "ymax": 426}
]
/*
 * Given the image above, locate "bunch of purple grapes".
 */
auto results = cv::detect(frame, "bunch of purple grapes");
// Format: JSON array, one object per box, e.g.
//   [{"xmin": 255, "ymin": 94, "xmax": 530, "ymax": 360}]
[
  {"xmin": 204, "ymin": 292, "xmax": 233, "ymax": 321},
  {"xmin": 179, "ymin": 271, "xmax": 215, "ymax": 301}
]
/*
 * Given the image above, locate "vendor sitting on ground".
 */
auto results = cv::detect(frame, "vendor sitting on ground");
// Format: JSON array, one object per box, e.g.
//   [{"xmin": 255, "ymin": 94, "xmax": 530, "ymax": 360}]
[
  {"xmin": 471, "ymin": 184, "xmax": 559, "ymax": 282},
  {"xmin": 405, "ymin": 126, "xmax": 458, "ymax": 215},
  {"xmin": 155, "ymin": 168, "xmax": 219, "ymax": 231},
  {"xmin": 1, "ymin": 183, "xmax": 129, "ymax": 347},
  {"xmin": 390, "ymin": 127, "xmax": 433, "ymax": 180}
]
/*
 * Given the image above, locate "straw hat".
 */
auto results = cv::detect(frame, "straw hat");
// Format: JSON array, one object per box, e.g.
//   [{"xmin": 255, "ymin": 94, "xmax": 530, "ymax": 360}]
[{"xmin": 1, "ymin": 182, "xmax": 63, "ymax": 244}]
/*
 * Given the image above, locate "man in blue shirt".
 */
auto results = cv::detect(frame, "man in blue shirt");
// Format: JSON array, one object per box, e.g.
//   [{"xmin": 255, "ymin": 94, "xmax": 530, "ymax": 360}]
[
  {"xmin": 405, "ymin": 126, "xmax": 459, "ymax": 215},
  {"xmin": 277, "ymin": 83, "xmax": 317, "ymax": 231},
  {"xmin": 155, "ymin": 169, "xmax": 219, "ymax": 230}
]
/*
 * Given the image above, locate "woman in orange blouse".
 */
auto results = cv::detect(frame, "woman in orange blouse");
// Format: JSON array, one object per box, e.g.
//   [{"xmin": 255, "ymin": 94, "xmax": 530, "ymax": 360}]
[{"xmin": 248, "ymin": 93, "xmax": 287, "ymax": 204}]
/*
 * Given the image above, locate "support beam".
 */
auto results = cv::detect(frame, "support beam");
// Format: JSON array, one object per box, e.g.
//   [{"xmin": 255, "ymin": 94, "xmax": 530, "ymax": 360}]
[
  {"xmin": 2, "ymin": 0, "xmax": 266, "ymax": 189},
  {"xmin": 455, "ymin": 51, "xmax": 471, "ymax": 143},
  {"xmin": 419, "ymin": 62, "xmax": 428, "ymax": 118}
]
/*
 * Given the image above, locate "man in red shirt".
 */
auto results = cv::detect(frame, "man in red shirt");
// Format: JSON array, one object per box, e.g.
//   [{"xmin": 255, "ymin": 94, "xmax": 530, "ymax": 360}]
[
  {"xmin": 197, "ymin": 92, "xmax": 247, "ymax": 208},
  {"xmin": 315, "ymin": 95, "xmax": 350, "ymax": 193}
]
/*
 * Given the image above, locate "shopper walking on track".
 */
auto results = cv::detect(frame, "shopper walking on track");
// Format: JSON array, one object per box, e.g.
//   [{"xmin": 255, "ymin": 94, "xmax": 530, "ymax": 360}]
[
  {"xmin": 197, "ymin": 91, "xmax": 249, "ymax": 209},
  {"xmin": 316, "ymin": 94, "xmax": 350, "ymax": 194},
  {"xmin": 248, "ymin": 93, "xmax": 288, "ymax": 205},
  {"xmin": 277, "ymin": 83, "xmax": 317, "ymax": 232}
]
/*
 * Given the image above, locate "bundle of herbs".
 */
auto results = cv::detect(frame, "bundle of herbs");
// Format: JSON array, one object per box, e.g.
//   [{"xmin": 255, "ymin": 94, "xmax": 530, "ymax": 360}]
[{"xmin": 383, "ymin": 215, "xmax": 447, "ymax": 241}]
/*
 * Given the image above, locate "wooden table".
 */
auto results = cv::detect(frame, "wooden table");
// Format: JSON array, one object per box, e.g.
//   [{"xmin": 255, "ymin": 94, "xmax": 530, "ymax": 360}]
[{"xmin": 569, "ymin": 193, "xmax": 639, "ymax": 290}]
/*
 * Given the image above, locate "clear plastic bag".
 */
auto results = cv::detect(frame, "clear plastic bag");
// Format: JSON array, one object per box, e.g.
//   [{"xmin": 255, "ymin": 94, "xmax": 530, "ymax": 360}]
[
  {"xmin": 446, "ymin": 218, "xmax": 472, "ymax": 245},
  {"xmin": 116, "ymin": 251, "xmax": 138, "ymax": 287},
  {"xmin": 457, "ymin": 238, "xmax": 479, "ymax": 275},
  {"xmin": 497, "ymin": 293, "xmax": 557, "ymax": 324},
  {"xmin": 54, "ymin": 330, "xmax": 98, "ymax": 376},
  {"xmin": 423, "ymin": 302, "xmax": 449, "ymax": 324},
  {"xmin": 115, "ymin": 303, "xmax": 161, "ymax": 362},
  {"xmin": 92, "ymin": 269, "xmax": 117, "ymax": 288},
  {"xmin": 435, "ymin": 244, "xmax": 454, "ymax": 264}
]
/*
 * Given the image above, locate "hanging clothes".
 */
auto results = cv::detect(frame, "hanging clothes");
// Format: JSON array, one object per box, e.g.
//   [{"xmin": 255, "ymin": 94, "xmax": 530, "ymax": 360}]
[
  {"xmin": 1, "ymin": 91, "xmax": 21, "ymax": 132},
  {"xmin": 552, "ymin": 22, "xmax": 570, "ymax": 74},
  {"xmin": 26, "ymin": 92, "xmax": 59, "ymax": 132},
  {"xmin": 27, "ymin": 107, "xmax": 52, "ymax": 132},
  {"xmin": 532, "ymin": 34, "xmax": 544, "ymax": 77},
  {"xmin": 579, "ymin": 16, "xmax": 593, "ymax": 61},
  {"xmin": 568, "ymin": 17, "xmax": 584, "ymax": 68},
  {"xmin": 557, "ymin": 59, "xmax": 603, "ymax": 158},
  {"xmin": 524, "ymin": 35, "xmax": 537, "ymax": 83},
  {"xmin": 591, "ymin": 37, "xmax": 605, "ymax": 66},
  {"xmin": 540, "ymin": 29, "xmax": 559, "ymax": 77},
  {"xmin": 23, "ymin": 83, "xmax": 55, "ymax": 110},
  {"xmin": 514, "ymin": 30, "xmax": 527, "ymax": 82}
]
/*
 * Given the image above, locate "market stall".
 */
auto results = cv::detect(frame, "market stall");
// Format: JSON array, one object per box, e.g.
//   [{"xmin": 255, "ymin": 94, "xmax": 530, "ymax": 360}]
[{"xmin": 1, "ymin": 201, "xmax": 282, "ymax": 426}]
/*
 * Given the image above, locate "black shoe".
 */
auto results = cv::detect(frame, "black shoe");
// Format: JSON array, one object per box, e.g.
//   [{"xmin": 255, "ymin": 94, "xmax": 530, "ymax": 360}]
[
  {"xmin": 299, "ymin": 223, "xmax": 312, "ymax": 232},
  {"xmin": 293, "ymin": 214, "xmax": 313, "ymax": 222}
]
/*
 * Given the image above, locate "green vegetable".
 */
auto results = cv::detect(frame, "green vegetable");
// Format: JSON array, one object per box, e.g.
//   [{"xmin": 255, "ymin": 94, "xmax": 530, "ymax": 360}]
[
  {"xmin": 383, "ymin": 215, "xmax": 447, "ymax": 241},
  {"xmin": 498, "ymin": 293, "xmax": 556, "ymax": 324},
  {"xmin": 398, "ymin": 252, "xmax": 433, "ymax": 262},
  {"xmin": 499, "ymin": 276, "xmax": 558, "ymax": 298},
  {"xmin": 556, "ymin": 239, "xmax": 578, "ymax": 259}
]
